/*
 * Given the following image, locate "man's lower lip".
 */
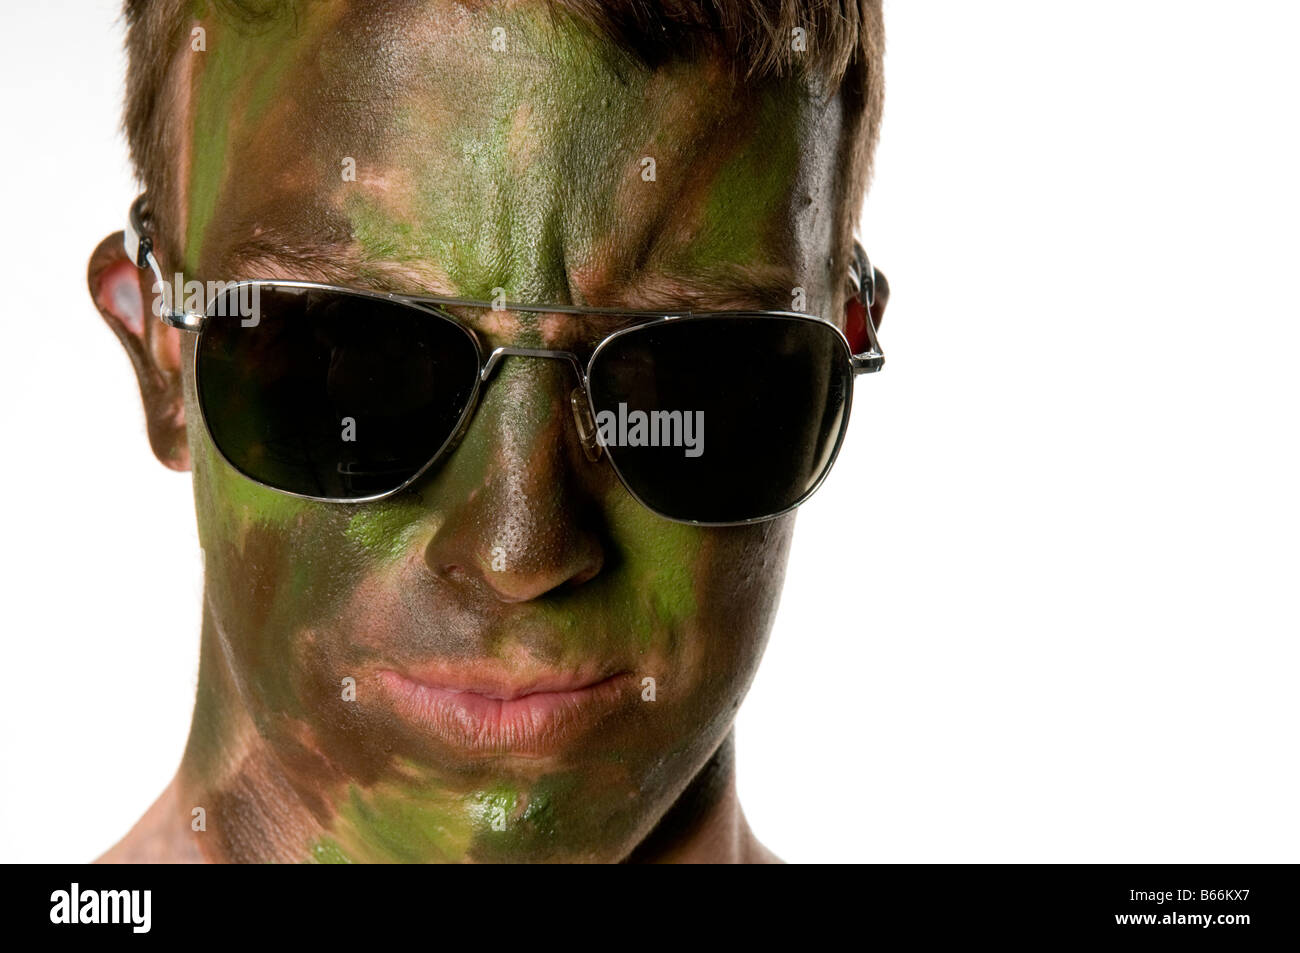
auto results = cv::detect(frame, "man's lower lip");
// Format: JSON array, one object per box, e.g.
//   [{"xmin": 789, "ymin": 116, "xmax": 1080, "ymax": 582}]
[{"xmin": 374, "ymin": 669, "xmax": 634, "ymax": 756}]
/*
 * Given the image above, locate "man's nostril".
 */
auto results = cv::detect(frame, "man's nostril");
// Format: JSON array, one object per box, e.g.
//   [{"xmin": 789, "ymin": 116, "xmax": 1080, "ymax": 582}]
[{"xmin": 568, "ymin": 558, "xmax": 603, "ymax": 588}]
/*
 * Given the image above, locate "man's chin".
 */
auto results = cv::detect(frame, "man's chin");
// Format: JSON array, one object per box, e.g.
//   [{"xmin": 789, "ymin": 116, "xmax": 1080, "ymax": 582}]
[{"xmin": 296, "ymin": 744, "xmax": 653, "ymax": 863}]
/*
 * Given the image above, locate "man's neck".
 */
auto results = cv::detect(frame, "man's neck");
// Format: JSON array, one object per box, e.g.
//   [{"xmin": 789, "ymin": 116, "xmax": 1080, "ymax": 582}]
[{"xmin": 626, "ymin": 732, "xmax": 780, "ymax": 864}]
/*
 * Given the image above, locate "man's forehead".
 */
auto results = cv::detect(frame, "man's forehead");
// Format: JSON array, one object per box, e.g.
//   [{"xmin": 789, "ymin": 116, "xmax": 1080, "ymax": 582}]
[{"xmin": 182, "ymin": 0, "xmax": 843, "ymax": 309}]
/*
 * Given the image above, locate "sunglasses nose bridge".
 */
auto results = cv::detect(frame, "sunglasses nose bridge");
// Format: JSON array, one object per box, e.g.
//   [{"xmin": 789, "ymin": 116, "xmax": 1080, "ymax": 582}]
[
  {"xmin": 479, "ymin": 346, "xmax": 603, "ymax": 462},
  {"xmin": 479, "ymin": 345, "xmax": 584, "ymax": 384}
]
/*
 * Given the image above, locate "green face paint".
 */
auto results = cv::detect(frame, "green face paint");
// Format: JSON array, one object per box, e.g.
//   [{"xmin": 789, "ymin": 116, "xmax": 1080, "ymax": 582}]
[
  {"xmin": 345, "ymin": 500, "xmax": 439, "ymax": 563},
  {"xmin": 172, "ymin": 0, "xmax": 836, "ymax": 863}
]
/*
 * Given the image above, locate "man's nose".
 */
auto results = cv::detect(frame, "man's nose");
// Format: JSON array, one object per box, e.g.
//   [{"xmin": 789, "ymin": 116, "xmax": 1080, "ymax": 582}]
[{"xmin": 421, "ymin": 353, "xmax": 606, "ymax": 603}]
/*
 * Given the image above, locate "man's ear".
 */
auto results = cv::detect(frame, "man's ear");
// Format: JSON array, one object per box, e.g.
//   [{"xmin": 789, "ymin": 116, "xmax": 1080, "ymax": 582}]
[{"xmin": 87, "ymin": 232, "xmax": 190, "ymax": 471}]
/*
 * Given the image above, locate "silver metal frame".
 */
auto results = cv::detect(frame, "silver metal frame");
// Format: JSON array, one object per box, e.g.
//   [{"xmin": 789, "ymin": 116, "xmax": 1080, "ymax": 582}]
[{"xmin": 126, "ymin": 194, "xmax": 885, "ymax": 525}]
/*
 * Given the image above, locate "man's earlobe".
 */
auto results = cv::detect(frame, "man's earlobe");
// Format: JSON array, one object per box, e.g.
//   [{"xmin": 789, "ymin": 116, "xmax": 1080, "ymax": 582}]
[{"xmin": 87, "ymin": 232, "xmax": 190, "ymax": 471}]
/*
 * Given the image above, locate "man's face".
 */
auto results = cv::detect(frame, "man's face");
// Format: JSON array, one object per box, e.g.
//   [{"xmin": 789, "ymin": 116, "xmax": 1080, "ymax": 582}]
[{"xmin": 172, "ymin": 1, "xmax": 848, "ymax": 862}]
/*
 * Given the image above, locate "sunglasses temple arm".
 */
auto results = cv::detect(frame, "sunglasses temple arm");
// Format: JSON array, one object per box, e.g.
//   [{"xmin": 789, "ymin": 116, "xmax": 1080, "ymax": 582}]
[
  {"xmin": 852, "ymin": 346, "xmax": 884, "ymax": 374},
  {"xmin": 851, "ymin": 299, "xmax": 885, "ymax": 373},
  {"xmin": 124, "ymin": 194, "xmax": 205, "ymax": 332},
  {"xmin": 849, "ymin": 242, "xmax": 885, "ymax": 375}
]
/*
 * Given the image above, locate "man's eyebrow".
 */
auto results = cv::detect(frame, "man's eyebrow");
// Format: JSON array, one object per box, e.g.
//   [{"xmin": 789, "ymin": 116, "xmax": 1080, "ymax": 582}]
[
  {"xmin": 221, "ymin": 241, "xmax": 358, "ymax": 284},
  {"xmin": 610, "ymin": 265, "xmax": 805, "ymax": 313},
  {"xmin": 221, "ymin": 240, "xmax": 460, "ymax": 296},
  {"xmin": 222, "ymin": 243, "xmax": 806, "ymax": 312}
]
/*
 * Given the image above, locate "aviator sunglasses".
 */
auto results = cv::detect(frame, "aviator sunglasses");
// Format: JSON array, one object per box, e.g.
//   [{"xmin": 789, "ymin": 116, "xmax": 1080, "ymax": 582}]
[{"xmin": 125, "ymin": 195, "xmax": 885, "ymax": 525}]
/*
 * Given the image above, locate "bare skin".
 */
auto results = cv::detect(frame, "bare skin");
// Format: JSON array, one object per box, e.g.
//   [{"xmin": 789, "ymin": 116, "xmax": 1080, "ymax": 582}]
[{"xmin": 88, "ymin": 1, "xmax": 884, "ymax": 863}]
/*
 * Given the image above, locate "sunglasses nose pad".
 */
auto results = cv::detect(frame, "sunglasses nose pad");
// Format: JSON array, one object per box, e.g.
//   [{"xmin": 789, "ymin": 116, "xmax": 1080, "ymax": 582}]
[{"xmin": 569, "ymin": 387, "xmax": 604, "ymax": 463}]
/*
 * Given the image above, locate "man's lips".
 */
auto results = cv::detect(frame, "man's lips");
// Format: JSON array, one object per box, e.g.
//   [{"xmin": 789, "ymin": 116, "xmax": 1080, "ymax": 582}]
[{"xmin": 373, "ymin": 666, "xmax": 636, "ymax": 757}]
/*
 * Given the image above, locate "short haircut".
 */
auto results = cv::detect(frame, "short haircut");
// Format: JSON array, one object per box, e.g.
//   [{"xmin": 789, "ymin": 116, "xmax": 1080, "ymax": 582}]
[{"xmin": 122, "ymin": 0, "xmax": 884, "ymax": 280}]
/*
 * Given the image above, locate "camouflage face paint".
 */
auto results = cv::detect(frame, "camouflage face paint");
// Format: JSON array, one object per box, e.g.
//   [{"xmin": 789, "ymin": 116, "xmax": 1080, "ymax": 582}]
[{"xmin": 166, "ymin": 0, "xmax": 841, "ymax": 863}]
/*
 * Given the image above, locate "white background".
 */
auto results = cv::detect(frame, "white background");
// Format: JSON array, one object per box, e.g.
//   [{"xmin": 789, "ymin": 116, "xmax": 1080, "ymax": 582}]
[{"xmin": 1, "ymin": 1, "xmax": 1296, "ymax": 863}]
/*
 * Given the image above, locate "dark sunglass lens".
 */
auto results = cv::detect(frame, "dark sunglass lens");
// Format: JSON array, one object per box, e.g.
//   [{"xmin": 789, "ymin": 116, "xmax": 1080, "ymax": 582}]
[
  {"xmin": 196, "ymin": 286, "xmax": 480, "ymax": 499},
  {"xmin": 587, "ymin": 316, "xmax": 852, "ymax": 523}
]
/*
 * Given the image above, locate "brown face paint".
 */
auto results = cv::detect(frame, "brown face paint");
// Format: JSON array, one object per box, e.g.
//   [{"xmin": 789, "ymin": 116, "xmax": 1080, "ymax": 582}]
[{"xmin": 169, "ymin": 0, "xmax": 841, "ymax": 863}]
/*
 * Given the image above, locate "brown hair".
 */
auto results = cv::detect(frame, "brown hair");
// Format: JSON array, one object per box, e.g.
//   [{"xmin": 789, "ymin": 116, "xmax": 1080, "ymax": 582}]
[{"xmin": 122, "ymin": 0, "xmax": 884, "ymax": 272}]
